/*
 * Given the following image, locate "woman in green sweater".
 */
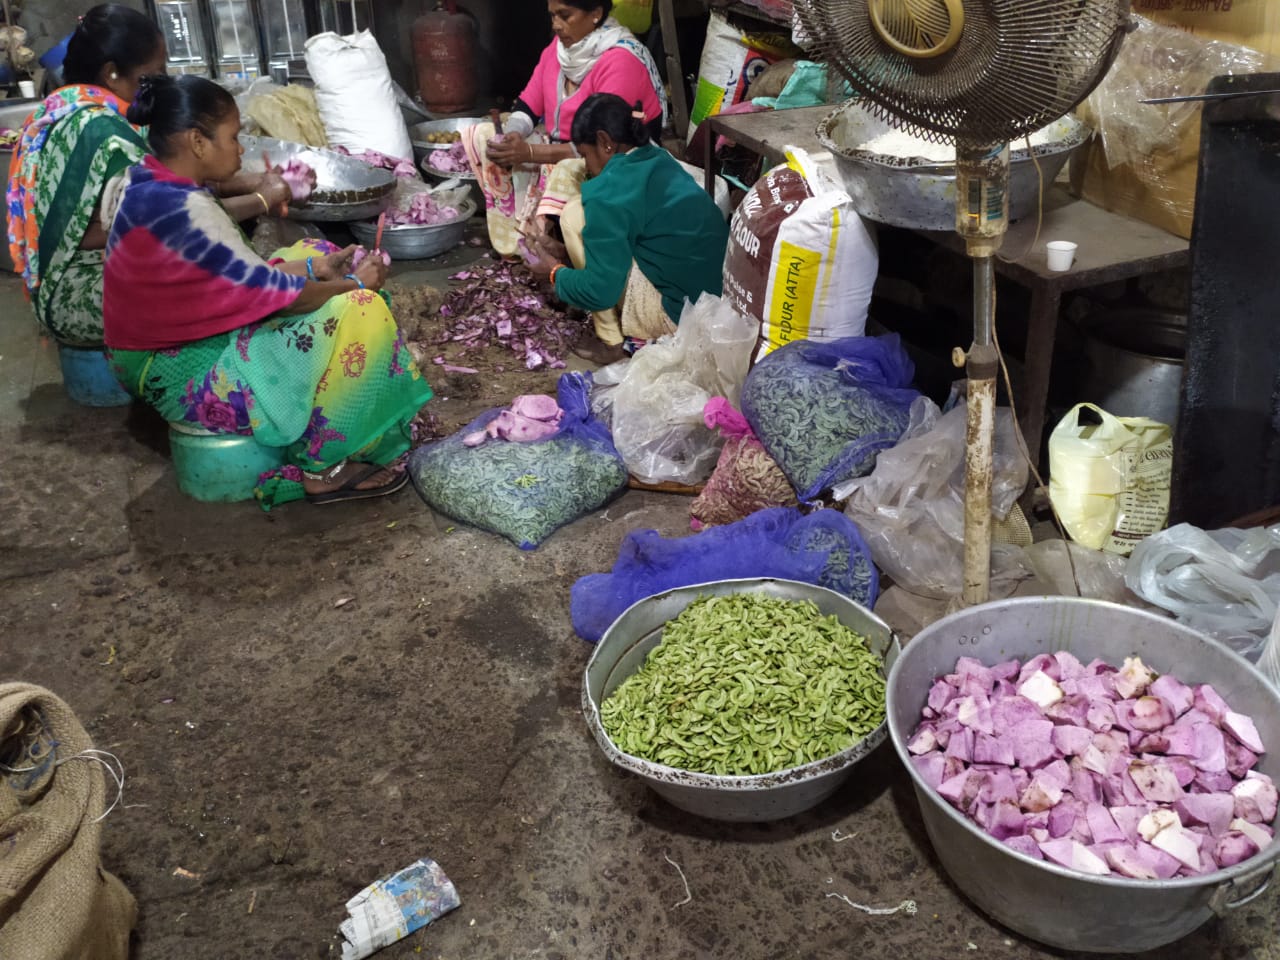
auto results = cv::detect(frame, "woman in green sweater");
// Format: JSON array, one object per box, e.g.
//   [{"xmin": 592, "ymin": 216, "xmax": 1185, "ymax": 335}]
[{"xmin": 528, "ymin": 93, "xmax": 729, "ymax": 363}]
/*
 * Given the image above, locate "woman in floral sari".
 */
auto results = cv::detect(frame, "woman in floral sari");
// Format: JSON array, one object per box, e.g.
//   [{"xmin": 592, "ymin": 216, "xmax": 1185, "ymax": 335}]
[
  {"xmin": 104, "ymin": 75, "xmax": 432, "ymax": 508},
  {"xmin": 462, "ymin": 0, "xmax": 666, "ymax": 255},
  {"xmin": 6, "ymin": 4, "xmax": 293, "ymax": 347}
]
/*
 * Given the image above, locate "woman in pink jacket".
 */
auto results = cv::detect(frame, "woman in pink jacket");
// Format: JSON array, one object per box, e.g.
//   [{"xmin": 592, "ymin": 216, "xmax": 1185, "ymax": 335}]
[{"xmin": 461, "ymin": 0, "xmax": 666, "ymax": 255}]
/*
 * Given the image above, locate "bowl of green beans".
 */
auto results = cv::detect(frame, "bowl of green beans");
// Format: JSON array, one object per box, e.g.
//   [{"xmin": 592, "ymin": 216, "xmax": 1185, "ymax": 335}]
[{"xmin": 582, "ymin": 578, "xmax": 899, "ymax": 822}]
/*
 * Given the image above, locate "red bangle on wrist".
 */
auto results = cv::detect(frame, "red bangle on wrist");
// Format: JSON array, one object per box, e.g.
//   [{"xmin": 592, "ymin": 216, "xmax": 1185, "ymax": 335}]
[{"xmin": 549, "ymin": 263, "xmax": 565, "ymax": 287}]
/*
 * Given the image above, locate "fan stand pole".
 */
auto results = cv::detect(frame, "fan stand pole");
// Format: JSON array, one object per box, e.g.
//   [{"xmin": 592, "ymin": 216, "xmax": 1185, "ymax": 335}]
[{"xmin": 962, "ymin": 256, "xmax": 999, "ymax": 606}]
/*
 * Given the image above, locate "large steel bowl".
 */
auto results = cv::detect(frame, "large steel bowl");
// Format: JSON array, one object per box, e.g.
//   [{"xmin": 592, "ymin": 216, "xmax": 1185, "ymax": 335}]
[
  {"xmin": 409, "ymin": 116, "xmax": 483, "ymax": 162},
  {"xmin": 887, "ymin": 596, "xmax": 1280, "ymax": 953},
  {"xmin": 349, "ymin": 199, "xmax": 477, "ymax": 260},
  {"xmin": 583, "ymin": 578, "xmax": 900, "ymax": 822},
  {"xmin": 238, "ymin": 135, "xmax": 396, "ymax": 222},
  {"xmin": 816, "ymin": 101, "xmax": 1090, "ymax": 231}
]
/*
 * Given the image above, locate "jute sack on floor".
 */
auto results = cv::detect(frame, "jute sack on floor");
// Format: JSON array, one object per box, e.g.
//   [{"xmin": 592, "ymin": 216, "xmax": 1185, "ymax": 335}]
[{"xmin": 0, "ymin": 683, "xmax": 136, "ymax": 960}]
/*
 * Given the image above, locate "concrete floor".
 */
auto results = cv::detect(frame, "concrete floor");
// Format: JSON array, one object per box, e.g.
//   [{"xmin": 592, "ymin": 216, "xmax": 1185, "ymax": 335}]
[{"xmin": 1, "ymin": 262, "xmax": 1277, "ymax": 960}]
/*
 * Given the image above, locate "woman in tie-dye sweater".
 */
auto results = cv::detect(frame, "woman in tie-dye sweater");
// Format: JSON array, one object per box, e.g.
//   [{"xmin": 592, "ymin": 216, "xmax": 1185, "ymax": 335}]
[{"xmin": 103, "ymin": 74, "xmax": 432, "ymax": 508}]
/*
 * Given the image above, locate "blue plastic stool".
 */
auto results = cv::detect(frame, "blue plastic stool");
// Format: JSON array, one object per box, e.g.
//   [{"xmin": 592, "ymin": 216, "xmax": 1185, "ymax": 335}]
[
  {"xmin": 58, "ymin": 344, "xmax": 133, "ymax": 407},
  {"xmin": 168, "ymin": 422, "xmax": 288, "ymax": 503}
]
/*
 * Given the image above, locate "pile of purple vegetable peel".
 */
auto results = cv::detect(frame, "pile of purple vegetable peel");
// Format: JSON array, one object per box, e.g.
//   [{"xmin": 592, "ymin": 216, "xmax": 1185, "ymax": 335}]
[
  {"xmin": 908, "ymin": 653, "xmax": 1276, "ymax": 879},
  {"xmin": 435, "ymin": 261, "xmax": 582, "ymax": 372}
]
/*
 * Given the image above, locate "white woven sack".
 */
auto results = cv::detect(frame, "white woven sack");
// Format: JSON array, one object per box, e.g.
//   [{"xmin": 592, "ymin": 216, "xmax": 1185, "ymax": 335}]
[{"xmin": 305, "ymin": 30, "xmax": 412, "ymax": 162}]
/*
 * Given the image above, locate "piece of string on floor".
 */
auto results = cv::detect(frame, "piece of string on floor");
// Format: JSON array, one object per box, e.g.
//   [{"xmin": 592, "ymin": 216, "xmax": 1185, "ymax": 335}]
[
  {"xmin": 825, "ymin": 891, "xmax": 918, "ymax": 916},
  {"xmin": 0, "ymin": 748, "xmax": 126, "ymax": 823},
  {"xmin": 663, "ymin": 853, "xmax": 692, "ymax": 907}
]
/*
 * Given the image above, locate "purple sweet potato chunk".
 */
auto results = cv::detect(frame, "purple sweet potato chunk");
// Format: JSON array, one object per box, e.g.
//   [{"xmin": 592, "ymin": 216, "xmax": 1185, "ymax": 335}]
[
  {"xmin": 1214, "ymin": 832, "xmax": 1262, "ymax": 868},
  {"xmin": 1194, "ymin": 684, "xmax": 1229, "ymax": 724},
  {"xmin": 977, "ymin": 768, "xmax": 1019, "ymax": 806},
  {"xmin": 991, "ymin": 659, "xmax": 1020, "ymax": 682},
  {"xmin": 911, "ymin": 753, "xmax": 949, "ymax": 790},
  {"xmin": 1129, "ymin": 760, "xmax": 1185, "ymax": 804},
  {"xmin": 1045, "ymin": 694, "xmax": 1089, "ymax": 727},
  {"xmin": 993, "ymin": 679, "xmax": 1018, "ymax": 699},
  {"xmin": 1010, "ymin": 718, "xmax": 1059, "ymax": 769},
  {"xmin": 1075, "ymin": 674, "xmax": 1114, "ymax": 701},
  {"xmin": 1222, "ymin": 711, "xmax": 1265, "ymax": 754},
  {"xmin": 1004, "ymin": 835, "xmax": 1043, "ymax": 860},
  {"xmin": 1150, "ymin": 675, "xmax": 1195, "ymax": 717},
  {"xmin": 1193, "ymin": 724, "xmax": 1228, "ymax": 773},
  {"xmin": 1052, "ymin": 724, "xmax": 1095, "ymax": 758},
  {"xmin": 974, "ymin": 732, "xmax": 1016, "ymax": 767},
  {"xmin": 1054, "ymin": 651, "xmax": 1086, "ymax": 681},
  {"xmin": 1226, "ymin": 739, "xmax": 1259, "ymax": 779},
  {"xmin": 1048, "ymin": 798, "xmax": 1083, "ymax": 839},
  {"xmin": 1021, "ymin": 772, "xmax": 1066, "ymax": 813},
  {"xmin": 1109, "ymin": 805, "xmax": 1150, "ymax": 843},
  {"xmin": 956, "ymin": 694, "xmax": 995, "ymax": 735},
  {"xmin": 992, "ymin": 695, "xmax": 1045, "ymax": 729},
  {"xmin": 1106, "ymin": 842, "xmax": 1183, "ymax": 880},
  {"xmin": 1112, "ymin": 699, "xmax": 1137, "ymax": 732},
  {"xmin": 1161, "ymin": 721, "xmax": 1201, "ymax": 758},
  {"xmin": 1175, "ymin": 793, "xmax": 1236, "ymax": 836},
  {"xmin": 1018, "ymin": 654, "xmax": 1059, "ymax": 684},
  {"xmin": 1161, "ymin": 755, "xmax": 1196, "ymax": 788},
  {"xmin": 945, "ymin": 727, "xmax": 974, "ymax": 762},
  {"xmin": 1232, "ymin": 772, "xmax": 1279, "ymax": 824},
  {"xmin": 1086, "ymin": 804, "xmax": 1127, "ymax": 844},
  {"xmin": 1085, "ymin": 698, "xmax": 1117, "ymax": 733},
  {"xmin": 907, "ymin": 725, "xmax": 939, "ymax": 755},
  {"xmin": 985, "ymin": 800, "xmax": 1027, "ymax": 840},
  {"xmin": 1039, "ymin": 838, "xmax": 1110, "ymax": 875},
  {"xmin": 927, "ymin": 678, "xmax": 956, "ymax": 713},
  {"xmin": 938, "ymin": 769, "xmax": 983, "ymax": 809},
  {"xmin": 1071, "ymin": 759, "xmax": 1103, "ymax": 804},
  {"xmin": 955, "ymin": 657, "xmax": 996, "ymax": 697},
  {"xmin": 1130, "ymin": 696, "xmax": 1175, "ymax": 732},
  {"xmin": 1135, "ymin": 731, "xmax": 1171, "ymax": 754},
  {"xmin": 1094, "ymin": 729, "xmax": 1130, "ymax": 757},
  {"xmin": 1195, "ymin": 768, "xmax": 1236, "ymax": 794}
]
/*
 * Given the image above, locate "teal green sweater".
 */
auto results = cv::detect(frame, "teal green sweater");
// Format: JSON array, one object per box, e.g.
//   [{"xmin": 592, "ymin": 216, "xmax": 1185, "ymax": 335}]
[{"xmin": 555, "ymin": 144, "xmax": 729, "ymax": 323}]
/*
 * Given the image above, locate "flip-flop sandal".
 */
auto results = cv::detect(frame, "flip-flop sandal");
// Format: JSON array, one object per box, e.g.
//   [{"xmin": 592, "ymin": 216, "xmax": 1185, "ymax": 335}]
[{"xmin": 305, "ymin": 464, "xmax": 408, "ymax": 505}]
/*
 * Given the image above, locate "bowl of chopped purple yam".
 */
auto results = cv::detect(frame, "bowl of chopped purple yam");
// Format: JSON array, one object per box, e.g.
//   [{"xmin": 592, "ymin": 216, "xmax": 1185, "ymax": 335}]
[
  {"xmin": 350, "ymin": 196, "xmax": 476, "ymax": 260},
  {"xmin": 887, "ymin": 596, "xmax": 1280, "ymax": 953}
]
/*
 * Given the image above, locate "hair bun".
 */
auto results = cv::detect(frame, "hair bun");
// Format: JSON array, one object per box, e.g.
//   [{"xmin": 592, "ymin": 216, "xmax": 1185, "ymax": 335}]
[{"xmin": 126, "ymin": 73, "xmax": 167, "ymax": 125}]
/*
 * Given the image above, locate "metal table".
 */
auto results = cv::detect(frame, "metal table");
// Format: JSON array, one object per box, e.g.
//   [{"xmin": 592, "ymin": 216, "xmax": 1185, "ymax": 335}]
[{"xmin": 704, "ymin": 105, "xmax": 1191, "ymax": 461}]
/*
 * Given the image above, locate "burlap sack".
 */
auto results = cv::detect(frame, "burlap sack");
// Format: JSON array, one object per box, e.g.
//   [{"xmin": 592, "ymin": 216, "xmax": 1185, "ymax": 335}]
[{"xmin": 0, "ymin": 684, "xmax": 136, "ymax": 960}]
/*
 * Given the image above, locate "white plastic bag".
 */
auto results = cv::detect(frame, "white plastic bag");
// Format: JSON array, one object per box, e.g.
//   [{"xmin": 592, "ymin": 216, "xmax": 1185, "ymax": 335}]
[
  {"xmin": 723, "ymin": 147, "xmax": 878, "ymax": 360},
  {"xmin": 592, "ymin": 293, "xmax": 758, "ymax": 485},
  {"xmin": 1259, "ymin": 610, "xmax": 1280, "ymax": 689},
  {"xmin": 838, "ymin": 397, "xmax": 1031, "ymax": 600},
  {"xmin": 1049, "ymin": 403, "xmax": 1172, "ymax": 556},
  {"xmin": 305, "ymin": 31, "xmax": 412, "ymax": 162},
  {"xmin": 1126, "ymin": 523, "xmax": 1280, "ymax": 663}
]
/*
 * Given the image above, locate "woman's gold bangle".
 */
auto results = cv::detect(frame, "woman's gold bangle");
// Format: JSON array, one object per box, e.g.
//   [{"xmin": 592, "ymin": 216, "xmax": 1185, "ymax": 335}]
[
  {"xmin": 527, "ymin": 143, "xmax": 535, "ymax": 164},
  {"xmin": 254, "ymin": 191, "xmax": 269, "ymax": 213}
]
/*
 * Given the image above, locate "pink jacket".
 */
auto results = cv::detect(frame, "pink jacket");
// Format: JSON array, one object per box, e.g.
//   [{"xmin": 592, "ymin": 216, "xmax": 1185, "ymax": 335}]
[{"xmin": 518, "ymin": 40, "xmax": 663, "ymax": 142}]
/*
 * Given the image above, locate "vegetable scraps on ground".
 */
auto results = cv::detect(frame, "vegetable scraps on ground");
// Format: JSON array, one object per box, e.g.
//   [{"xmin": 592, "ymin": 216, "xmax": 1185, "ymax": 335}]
[
  {"xmin": 601, "ymin": 593, "xmax": 886, "ymax": 776},
  {"xmin": 908, "ymin": 654, "xmax": 1276, "ymax": 879},
  {"xmin": 437, "ymin": 261, "xmax": 583, "ymax": 371}
]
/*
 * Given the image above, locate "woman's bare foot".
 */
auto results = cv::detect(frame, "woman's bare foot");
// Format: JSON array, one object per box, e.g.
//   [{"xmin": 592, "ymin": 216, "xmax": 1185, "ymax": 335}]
[{"xmin": 303, "ymin": 462, "xmax": 407, "ymax": 503}]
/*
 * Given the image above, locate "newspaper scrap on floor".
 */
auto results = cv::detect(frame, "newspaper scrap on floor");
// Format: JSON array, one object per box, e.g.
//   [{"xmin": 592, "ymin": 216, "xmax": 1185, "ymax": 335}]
[{"xmin": 339, "ymin": 857, "xmax": 460, "ymax": 960}]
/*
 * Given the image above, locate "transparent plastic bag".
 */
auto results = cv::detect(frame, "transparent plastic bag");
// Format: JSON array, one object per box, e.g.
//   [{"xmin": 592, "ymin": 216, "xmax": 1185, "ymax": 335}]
[
  {"xmin": 591, "ymin": 293, "xmax": 757, "ymax": 485},
  {"xmin": 1076, "ymin": 16, "xmax": 1266, "ymax": 171},
  {"xmin": 1126, "ymin": 523, "xmax": 1280, "ymax": 662},
  {"xmin": 838, "ymin": 397, "xmax": 1030, "ymax": 600}
]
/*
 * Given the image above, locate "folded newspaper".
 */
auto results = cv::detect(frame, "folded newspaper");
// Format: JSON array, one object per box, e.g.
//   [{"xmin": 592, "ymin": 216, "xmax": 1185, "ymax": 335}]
[{"xmin": 339, "ymin": 857, "xmax": 461, "ymax": 960}]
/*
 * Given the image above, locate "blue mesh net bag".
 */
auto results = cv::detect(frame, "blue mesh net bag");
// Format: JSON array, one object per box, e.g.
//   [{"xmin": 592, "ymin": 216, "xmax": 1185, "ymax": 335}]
[
  {"xmin": 570, "ymin": 507, "xmax": 879, "ymax": 642},
  {"xmin": 740, "ymin": 334, "xmax": 920, "ymax": 502},
  {"xmin": 408, "ymin": 373, "xmax": 628, "ymax": 549}
]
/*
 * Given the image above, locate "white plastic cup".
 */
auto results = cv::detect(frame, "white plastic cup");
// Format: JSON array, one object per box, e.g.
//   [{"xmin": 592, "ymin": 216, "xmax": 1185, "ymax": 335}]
[
  {"xmin": 1046, "ymin": 240, "xmax": 1077, "ymax": 271},
  {"xmin": 17, "ymin": 80, "xmax": 35, "ymax": 99}
]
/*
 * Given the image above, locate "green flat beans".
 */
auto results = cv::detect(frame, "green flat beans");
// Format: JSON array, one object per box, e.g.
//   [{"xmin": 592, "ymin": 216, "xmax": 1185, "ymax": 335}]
[{"xmin": 600, "ymin": 594, "xmax": 886, "ymax": 776}]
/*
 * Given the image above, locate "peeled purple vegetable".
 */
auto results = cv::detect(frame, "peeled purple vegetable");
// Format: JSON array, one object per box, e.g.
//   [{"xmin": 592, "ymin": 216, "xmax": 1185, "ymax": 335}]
[
  {"xmin": 909, "ymin": 653, "xmax": 1274, "ymax": 880},
  {"xmin": 275, "ymin": 158, "xmax": 315, "ymax": 203},
  {"xmin": 427, "ymin": 141, "xmax": 470, "ymax": 174}
]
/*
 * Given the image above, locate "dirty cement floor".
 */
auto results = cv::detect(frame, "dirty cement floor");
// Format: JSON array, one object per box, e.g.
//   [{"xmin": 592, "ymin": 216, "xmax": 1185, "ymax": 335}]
[{"xmin": 1, "ymin": 240, "xmax": 1276, "ymax": 960}]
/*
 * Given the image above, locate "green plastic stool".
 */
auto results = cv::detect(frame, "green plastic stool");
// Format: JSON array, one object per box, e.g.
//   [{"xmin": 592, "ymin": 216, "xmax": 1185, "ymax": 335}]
[{"xmin": 168, "ymin": 422, "xmax": 287, "ymax": 503}]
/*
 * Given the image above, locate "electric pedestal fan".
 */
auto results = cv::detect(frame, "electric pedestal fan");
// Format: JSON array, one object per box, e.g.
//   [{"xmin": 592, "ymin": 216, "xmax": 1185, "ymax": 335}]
[{"xmin": 794, "ymin": 0, "xmax": 1129, "ymax": 604}]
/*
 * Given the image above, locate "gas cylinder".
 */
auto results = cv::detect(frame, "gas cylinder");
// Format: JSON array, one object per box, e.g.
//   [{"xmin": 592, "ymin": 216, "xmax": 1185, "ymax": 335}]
[{"xmin": 413, "ymin": 1, "xmax": 477, "ymax": 115}]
